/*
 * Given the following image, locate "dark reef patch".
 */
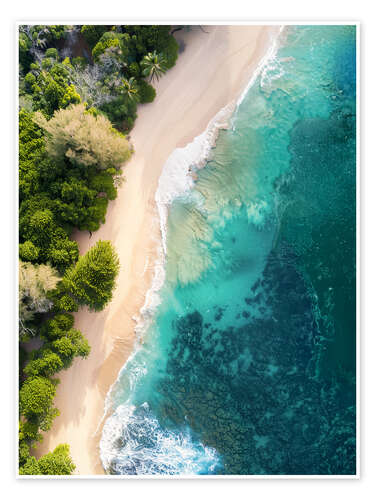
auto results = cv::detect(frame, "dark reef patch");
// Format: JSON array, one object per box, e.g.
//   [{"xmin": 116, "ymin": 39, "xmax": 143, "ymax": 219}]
[{"xmin": 154, "ymin": 244, "xmax": 356, "ymax": 474}]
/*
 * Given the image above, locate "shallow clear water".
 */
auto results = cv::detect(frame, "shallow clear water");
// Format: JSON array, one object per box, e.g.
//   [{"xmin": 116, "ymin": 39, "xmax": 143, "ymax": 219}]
[{"xmin": 101, "ymin": 25, "xmax": 356, "ymax": 475}]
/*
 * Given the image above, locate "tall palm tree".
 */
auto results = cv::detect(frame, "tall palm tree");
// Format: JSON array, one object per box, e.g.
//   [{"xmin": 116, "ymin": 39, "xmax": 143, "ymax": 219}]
[
  {"xmin": 120, "ymin": 77, "xmax": 139, "ymax": 103},
  {"xmin": 140, "ymin": 51, "xmax": 167, "ymax": 83}
]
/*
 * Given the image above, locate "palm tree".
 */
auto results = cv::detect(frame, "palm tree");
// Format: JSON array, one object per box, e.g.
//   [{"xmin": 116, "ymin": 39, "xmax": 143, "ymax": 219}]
[
  {"xmin": 120, "ymin": 77, "xmax": 139, "ymax": 103},
  {"xmin": 141, "ymin": 51, "xmax": 167, "ymax": 83}
]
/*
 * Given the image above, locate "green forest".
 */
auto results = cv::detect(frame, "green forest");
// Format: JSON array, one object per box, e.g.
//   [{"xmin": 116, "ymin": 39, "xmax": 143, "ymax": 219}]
[{"xmin": 18, "ymin": 24, "xmax": 179, "ymax": 475}]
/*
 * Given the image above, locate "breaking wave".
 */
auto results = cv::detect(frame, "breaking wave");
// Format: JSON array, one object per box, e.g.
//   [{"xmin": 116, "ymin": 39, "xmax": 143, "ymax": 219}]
[{"xmin": 100, "ymin": 402, "xmax": 221, "ymax": 475}]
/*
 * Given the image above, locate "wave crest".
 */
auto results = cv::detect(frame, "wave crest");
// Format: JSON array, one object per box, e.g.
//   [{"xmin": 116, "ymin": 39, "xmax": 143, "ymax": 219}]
[{"xmin": 100, "ymin": 402, "xmax": 221, "ymax": 475}]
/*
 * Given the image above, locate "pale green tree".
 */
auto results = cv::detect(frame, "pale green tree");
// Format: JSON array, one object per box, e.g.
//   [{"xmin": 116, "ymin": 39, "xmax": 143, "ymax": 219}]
[
  {"xmin": 19, "ymin": 261, "xmax": 60, "ymax": 338},
  {"xmin": 34, "ymin": 103, "xmax": 132, "ymax": 170}
]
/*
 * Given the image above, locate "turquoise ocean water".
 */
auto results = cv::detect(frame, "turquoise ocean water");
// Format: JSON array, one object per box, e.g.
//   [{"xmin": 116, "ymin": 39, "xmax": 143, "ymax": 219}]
[{"xmin": 100, "ymin": 25, "xmax": 357, "ymax": 475}]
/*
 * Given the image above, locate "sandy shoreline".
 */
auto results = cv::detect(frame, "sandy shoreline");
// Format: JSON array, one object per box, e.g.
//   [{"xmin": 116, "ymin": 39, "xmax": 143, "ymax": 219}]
[{"xmin": 35, "ymin": 25, "xmax": 281, "ymax": 475}]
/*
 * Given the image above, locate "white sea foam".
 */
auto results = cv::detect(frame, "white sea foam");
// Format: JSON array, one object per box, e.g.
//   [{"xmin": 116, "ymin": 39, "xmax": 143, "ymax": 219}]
[
  {"xmin": 114, "ymin": 24, "xmax": 286, "ymax": 373},
  {"xmin": 100, "ymin": 402, "xmax": 221, "ymax": 475},
  {"xmin": 236, "ymin": 25, "xmax": 285, "ymax": 110},
  {"xmin": 99, "ymin": 103, "xmax": 235, "ymax": 439},
  {"xmin": 155, "ymin": 102, "xmax": 236, "ymax": 255},
  {"xmin": 126, "ymin": 101, "xmax": 238, "ymax": 339},
  {"xmin": 99, "ymin": 28, "xmax": 285, "ymax": 474},
  {"xmin": 98, "ymin": 105, "xmax": 235, "ymax": 473}
]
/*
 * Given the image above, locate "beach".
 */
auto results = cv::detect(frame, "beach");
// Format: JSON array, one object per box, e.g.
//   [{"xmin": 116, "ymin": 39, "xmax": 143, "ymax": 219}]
[{"xmin": 35, "ymin": 25, "xmax": 280, "ymax": 475}]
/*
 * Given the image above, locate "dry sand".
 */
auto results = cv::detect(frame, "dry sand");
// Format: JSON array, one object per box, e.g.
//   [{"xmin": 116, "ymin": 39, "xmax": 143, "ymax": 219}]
[{"xmin": 35, "ymin": 25, "xmax": 280, "ymax": 475}]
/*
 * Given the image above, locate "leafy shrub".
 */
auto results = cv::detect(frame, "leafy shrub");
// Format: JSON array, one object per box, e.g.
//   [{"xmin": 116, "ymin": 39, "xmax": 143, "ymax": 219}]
[
  {"xmin": 54, "ymin": 294, "xmax": 79, "ymax": 313},
  {"xmin": 92, "ymin": 33, "xmax": 121, "ymax": 63},
  {"xmin": 52, "ymin": 329, "xmax": 90, "ymax": 368},
  {"xmin": 63, "ymin": 240, "xmax": 120, "ymax": 311},
  {"xmin": 19, "ymin": 376, "xmax": 59, "ymax": 431},
  {"xmin": 40, "ymin": 313, "xmax": 75, "ymax": 340},
  {"xmin": 24, "ymin": 72, "xmax": 36, "ymax": 89},
  {"xmin": 19, "ymin": 240, "xmax": 39, "ymax": 262},
  {"xmin": 45, "ymin": 48, "xmax": 59, "ymax": 60},
  {"xmin": 129, "ymin": 61, "xmax": 141, "ymax": 77},
  {"xmin": 81, "ymin": 25, "xmax": 109, "ymax": 49},
  {"xmin": 41, "ymin": 57, "xmax": 54, "ymax": 70},
  {"xmin": 71, "ymin": 56, "xmax": 88, "ymax": 69},
  {"xmin": 19, "ymin": 444, "xmax": 75, "ymax": 475},
  {"xmin": 163, "ymin": 35, "xmax": 179, "ymax": 69},
  {"xmin": 138, "ymin": 79, "xmax": 156, "ymax": 103},
  {"xmin": 24, "ymin": 350, "xmax": 64, "ymax": 377}
]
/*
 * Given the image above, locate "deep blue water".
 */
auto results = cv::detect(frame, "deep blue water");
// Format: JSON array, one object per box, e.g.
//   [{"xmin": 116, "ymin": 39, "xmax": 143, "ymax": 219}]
[{"xmin": 100, "ymin": 25, "xmax": 356, "ymax": 475}]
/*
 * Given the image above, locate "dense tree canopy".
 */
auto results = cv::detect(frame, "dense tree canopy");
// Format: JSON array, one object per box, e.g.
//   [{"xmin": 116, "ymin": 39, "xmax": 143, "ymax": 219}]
[
  {"xmin": 19, "ymin": 376, "xmax": 59, "ymax": 432},
  {"xmin": 81, "ymin": 25, "xmax": 109, "ymax": 49},
  {"xmin": 18, "ymin": 23, "xmax": 179, "ymax": 475},
  {"xmin": 19, "ymin": 103, "xmax": 129, "ymax": 250},
  {"xmin": 19, "ymin": 109, "xmax": 80, "ymax": 269},
  {"xmin": 24, "ymin": 350, "xmax": 64, "ymax": 378},
  {"xmin": 115, "ymin": 25, "xmax": 178, "ymax": 68},
  {"xmin": 24, "ymin": 310, "xmax": 91, "ymax": 375},
  {"xmin": 19, "ymin": 444, "xmax": 76, "ymax": 475},
  {"xmin": 20, "ymin": 25, "xmax": 178, "ymax": 132},
  {"xmin": 22, "ymin": 56, "xmax": 81, "ymax": 118},
  {"xmin": 19, "ymin": 25, "xmax": 69, "ymax": 75}
]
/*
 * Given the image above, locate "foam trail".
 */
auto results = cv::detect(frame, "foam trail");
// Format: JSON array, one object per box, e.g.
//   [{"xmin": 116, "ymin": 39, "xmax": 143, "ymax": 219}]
[
  {"xmin": 98, "ymin": 104, "xmax": 235, "ymax": 472},
  {"xmin": 99, "ymin": 29, "xmax": 285, "ymax": 473},
  {"xmin": 125, "ymin": 25, "xmax": 286, "ymax": 350},
  {"xmin": 236, "ymin": 25, "xmax": 285, "ymax": 109},
  {"xmin": 100, "ymin": 403, "xmax": 221, "ymax": 475},
  {"xmin": 155, "ymin": 102, "xmax": 235, "ymax": 255}
]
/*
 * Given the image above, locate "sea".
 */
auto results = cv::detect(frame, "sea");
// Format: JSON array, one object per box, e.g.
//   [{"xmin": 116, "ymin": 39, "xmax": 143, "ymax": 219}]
[{"xmin": 99, "ymin": 25, "xmax": 357, "ymax": 476}]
